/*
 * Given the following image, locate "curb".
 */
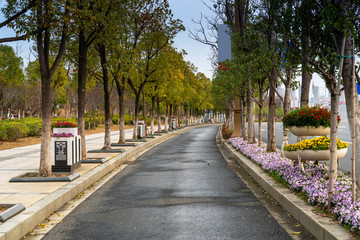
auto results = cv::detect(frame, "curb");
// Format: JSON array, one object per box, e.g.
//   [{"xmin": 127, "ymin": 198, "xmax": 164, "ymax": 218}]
[
  {"xmin": 0, "ymin": 204, "xmax": 25, "ymax": 222},
  {"xmin": 9, "ymin": 172, "xmax": 80, "ymax": 183},
  {"xmin": 0, "ymin": 125, "xmax": 204, "ymax": 240},
  {"xmin": 222, "ymin": 140, "xmax": 352, "ymax": 240}
]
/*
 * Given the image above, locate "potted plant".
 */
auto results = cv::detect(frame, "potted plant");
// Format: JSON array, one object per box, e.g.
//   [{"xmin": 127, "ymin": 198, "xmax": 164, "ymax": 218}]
[
  {"xmin": 53, "ymin": 121, "xmax": 78, "ymax": 136},
  {"xmin": 283, "ymin": 136, "xmax": 348, "ymax": 161},
  {"xmin": 283, "ymin": 144, "xmax": 298, "ymax": 160},
  {"xmin": 282, "ymin": 106, "xmax": 340, "ymax": 136}
]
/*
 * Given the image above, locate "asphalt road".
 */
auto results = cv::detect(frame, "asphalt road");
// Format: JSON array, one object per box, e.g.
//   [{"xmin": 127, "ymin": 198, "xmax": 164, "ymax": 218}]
[
  {"xmin": 254, "ymin": 122, "xmax": 352, "ymax": 172},
  {"xmin": 43, "ymin": 125, "xmax": 290, "ymax": 240}
]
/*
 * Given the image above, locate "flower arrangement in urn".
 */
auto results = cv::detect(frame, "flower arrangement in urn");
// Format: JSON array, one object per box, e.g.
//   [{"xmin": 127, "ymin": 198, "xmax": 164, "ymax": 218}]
[
  {"xmin": 282, "ymin": 106, "xmax": 340, "ymax": 128},
  {"xmin": 282, "ymin": 106, "xmax": 340, "ymax": 136},
  {"xmin": 283, "ymin": 136, "xmax": 349, "ymax": 161},
  {"xmin": 283, "ymin": 136, "xmax": 348, "ymax": 151},
  {"xmin": 54, "ymin": 121, "xmax": 77, "ymax": 128}
]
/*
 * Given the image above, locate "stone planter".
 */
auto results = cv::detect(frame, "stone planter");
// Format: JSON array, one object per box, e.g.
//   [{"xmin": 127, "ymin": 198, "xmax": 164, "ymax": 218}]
[
  {"xmin": 284, "ymin": 150, "xmax": 298, "ymax": 160},
  {"xmin": 289, "ymin": 126, "xmax": 330, "ymax": 136},
  {"xmin": 53, "ymin": 127, "xmax": 78, "ymax": 136},
  {"xmin": 297, "ymin": 148, "xmax": 348, "ymax": 161}
]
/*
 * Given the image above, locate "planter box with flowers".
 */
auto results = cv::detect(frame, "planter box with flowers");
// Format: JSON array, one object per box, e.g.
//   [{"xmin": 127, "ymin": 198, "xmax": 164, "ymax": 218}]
[
  {"xmin": 283, "ymin": 136, "xmax": 348, "ymax": 161},
  {"xmin": 51, "ymin": 122, "xmax": 81, "ymax": 172},
  {"xmin": 282, "ymin": 106, "xmax": 340, "ymax": 136}
]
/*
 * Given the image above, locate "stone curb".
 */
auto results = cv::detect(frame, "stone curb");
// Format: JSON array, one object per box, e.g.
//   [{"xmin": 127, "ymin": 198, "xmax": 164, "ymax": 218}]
[
  {"xmin": 222, "ymin": 140, "xmax": 352, "ymax": 240},
  {"xmin": 9, "ymin": 172, "xmax": 80, "ymax": 183},
  {"xmin": 0, "ymin": 125, "xmax": 205, "ymax": 240},
  {"xmin": 0, "ymin": 204, "xmax": 25, "ymax": 222}
]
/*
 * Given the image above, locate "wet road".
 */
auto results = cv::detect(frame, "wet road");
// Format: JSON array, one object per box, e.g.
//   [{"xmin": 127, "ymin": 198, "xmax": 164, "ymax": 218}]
[{"xmin": 43, "ymin": 126, "xmax": 290, "ymax": 240}]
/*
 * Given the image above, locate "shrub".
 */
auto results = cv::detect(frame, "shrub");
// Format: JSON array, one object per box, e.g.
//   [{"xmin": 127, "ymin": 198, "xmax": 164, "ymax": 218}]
[
  {"xmin": 22, "ymin": 118, "xmax": 42, "ymax": 136},
  {"xmin": 221, "ymin": 125, "xmax": 233, "ymax": 140},
  {"xmin": 0, "ymin": 122, "xmax": 29, "ymax": 141}
]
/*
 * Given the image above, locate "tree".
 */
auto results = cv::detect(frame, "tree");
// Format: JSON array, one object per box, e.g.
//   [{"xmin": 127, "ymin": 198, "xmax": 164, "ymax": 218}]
[{"xmin": 0, "ymin": 45, "xmax": 25, "ymax": 119}]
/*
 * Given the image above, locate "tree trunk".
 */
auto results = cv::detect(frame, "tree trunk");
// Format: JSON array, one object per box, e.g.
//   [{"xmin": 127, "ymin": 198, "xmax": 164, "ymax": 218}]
[
  {"xmin": 151, "ymin": 96, "xmax": 155, "ymax": 135},
  {"xmin": 142, "ymin": 87, "xmax": 147, "ymax": 136},
  {"xmin": 342, "ymin": 36, "xmax": 360, "ymax": 198},
  {"xmin": 169, "ymin": 104, "xmax": 173, "ymax": 130},
  {"xmin": 267, "ymin": 66, "xmax": 277, "ymax": 152},
  {"xmin": 157, "ymin": 98, "xmax": 161, "ymax": 131},
  {"xmin": 165, "ymin": 104, "xmax": 169, "ymax": 131},
  {"xmin": 98, "ymin": 44, "xmax": 111, "ymax": 150},
  {"xmin": 39, "ymin": 75, "xmax": 53, "ymax": 177},
  {"xmin": 281, "ymin": 71, "xmax": 292, "ymax": 153},
  {"xmin": 300, "ymin": 36, "xmax": 312, "ymax": 107},
  {"xmin": 78, "ymin": 29, "xmax": 87, "ymax": 160},
  {"xmin": 241, "ymin": 98, "xmax": 247, "ymax": 140},
  {"xmin": 258, "ymin": 103, "xmax": 263, "ymax": 147},
  {"xmin": 228, "ymin": 101, "xmax": 234, "ymax": 130},
  {"xmin": 247, "ymin": 87, "xmax": 255, "ymax": 143},
  {"xmin": 115, "ymin": 77, "xmax": 126, "ymax": 144},
  {"xmin": 132, "ymin": 93, "xmax": 140, "ymax": 139},
  {"xmin": 328, "ymin": 91, "xmax": 340, "ymax": 207}
]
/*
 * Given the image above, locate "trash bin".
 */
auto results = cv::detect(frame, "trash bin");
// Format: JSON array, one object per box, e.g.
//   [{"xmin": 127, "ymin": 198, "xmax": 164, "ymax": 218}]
[
  {"xmin": 137, "ymin": 120, "xmax": 145, "ymax": 139},
  {"xmin": 171, "ymin": 117, "xmax": 176, "ymax": 129},
  {"xmin": 51, "ymin": 127, "xmax": 81, "ymax": 172}
]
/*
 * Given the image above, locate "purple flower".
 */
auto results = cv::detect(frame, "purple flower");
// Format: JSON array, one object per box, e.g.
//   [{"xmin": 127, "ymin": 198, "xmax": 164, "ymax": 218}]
[{"xmin": 228, "ymin": 137, "xmax": 360, "ymax": 233}]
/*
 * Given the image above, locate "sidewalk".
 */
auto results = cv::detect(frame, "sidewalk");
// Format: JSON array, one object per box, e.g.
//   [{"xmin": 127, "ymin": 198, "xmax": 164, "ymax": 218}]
[{"xmin": 0, "ymin": 125, "xmax": 194, "ymax": 240}]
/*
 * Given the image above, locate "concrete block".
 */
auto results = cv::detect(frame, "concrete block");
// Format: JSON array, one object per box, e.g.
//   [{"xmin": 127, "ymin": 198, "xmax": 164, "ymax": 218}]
[
  {"xmin": 323, "ymin": 223, "xmax": 352, "ymax": 240},
  {"xmin": 299, "ymin": 206, "xmax": 323, "ymax": 239},
  {"xmin": 0, "ymin": 220, "xmax": 22, "ymax": 240}
]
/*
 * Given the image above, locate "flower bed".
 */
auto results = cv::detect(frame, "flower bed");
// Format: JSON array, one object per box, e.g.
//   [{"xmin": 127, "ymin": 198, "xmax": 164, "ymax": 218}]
[{"xmin": 228, "ymin": 137, "xmax": 360, "ymax": 233}]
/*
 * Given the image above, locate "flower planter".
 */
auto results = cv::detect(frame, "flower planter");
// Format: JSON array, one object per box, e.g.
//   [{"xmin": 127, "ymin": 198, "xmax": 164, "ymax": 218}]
[
  {"xmin": 284, "ymin": 150, "xmax": 298, "ymax": 160},
  {"xmin": 297, "ymin": 148, "xmax": 348, "ymax": 161},
  {"xmin": 53, "ymin": 127, "xmax": 78, "ymax": 136},
  {"xmin": 289, "ymin": 126, "xmax": 330, "ymax": 136}
]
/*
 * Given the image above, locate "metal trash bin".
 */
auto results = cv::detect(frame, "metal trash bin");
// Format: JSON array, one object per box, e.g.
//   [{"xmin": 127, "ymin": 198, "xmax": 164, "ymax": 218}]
[{"xmin": 137, "ymin": 120, "xmax": 145, "ymax": 139}]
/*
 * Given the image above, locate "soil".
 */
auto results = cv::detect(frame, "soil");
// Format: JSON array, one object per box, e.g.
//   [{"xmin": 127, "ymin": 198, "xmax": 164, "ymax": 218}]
[
  {"xmin": 20, "ymin": 173, "xmax": 70, "ymax": 178},
  {"xmin": 0, "ymin": 207, "xmax": 8, "ymax": 214},
  {"xmin": 0, "ymin": 124, "xmax": 133, "ymax": 151}
]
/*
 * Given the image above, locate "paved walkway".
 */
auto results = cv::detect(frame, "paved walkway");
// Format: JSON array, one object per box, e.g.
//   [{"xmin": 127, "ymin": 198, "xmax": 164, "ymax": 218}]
[
  {"xmin": 41, "ymin": 126, "xmax": 290, "ymax": 240},
  {"xmin": 0, "ymin": 128, "xmax": 136, "ymax": 208}
]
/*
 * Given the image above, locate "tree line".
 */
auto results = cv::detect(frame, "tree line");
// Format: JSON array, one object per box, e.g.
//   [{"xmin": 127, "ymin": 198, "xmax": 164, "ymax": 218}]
[
  {"xmin": 209, "ymin": 0, "xmax": 360, "ymax": 199},
  {"xmin": 0, "ymin": 0, "xmax": 213, "ymax": 176}
]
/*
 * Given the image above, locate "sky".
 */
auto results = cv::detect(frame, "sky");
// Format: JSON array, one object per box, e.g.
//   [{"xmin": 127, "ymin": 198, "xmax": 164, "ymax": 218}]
[{"xmin": 168, "ymin": 0, "xmax": 215, "ymax": 79}]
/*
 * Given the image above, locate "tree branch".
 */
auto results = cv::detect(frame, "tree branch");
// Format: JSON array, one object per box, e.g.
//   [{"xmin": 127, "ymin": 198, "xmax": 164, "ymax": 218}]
[{"xmin": 0, "ymin": 0, "xmax": 36, "ymax": 29}]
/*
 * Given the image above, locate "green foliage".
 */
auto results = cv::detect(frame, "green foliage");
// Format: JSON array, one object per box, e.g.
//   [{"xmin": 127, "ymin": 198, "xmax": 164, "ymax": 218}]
[
  {"xmin": 21, "ymin": 118, "xmax": 42, "ymax": 136},
  {"xmin": 0, "ymin": 121, "xmax": 28, "ymax": 141},
  {"xmin": 0, "ymin": 45, "xmax": 24, "ymax": 86}
]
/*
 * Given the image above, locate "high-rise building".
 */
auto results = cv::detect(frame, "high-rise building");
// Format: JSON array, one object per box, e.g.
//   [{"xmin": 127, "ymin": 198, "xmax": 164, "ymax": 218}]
[{"xmin": 313, "ymin": 85, "xmax": 319, "ymax": 104}]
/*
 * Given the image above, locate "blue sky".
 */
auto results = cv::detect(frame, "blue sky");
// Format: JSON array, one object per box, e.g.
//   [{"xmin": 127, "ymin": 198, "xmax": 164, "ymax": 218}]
[{"xmin": 168, "ymin": 0, "xmax": 215, "ymax": 78}]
